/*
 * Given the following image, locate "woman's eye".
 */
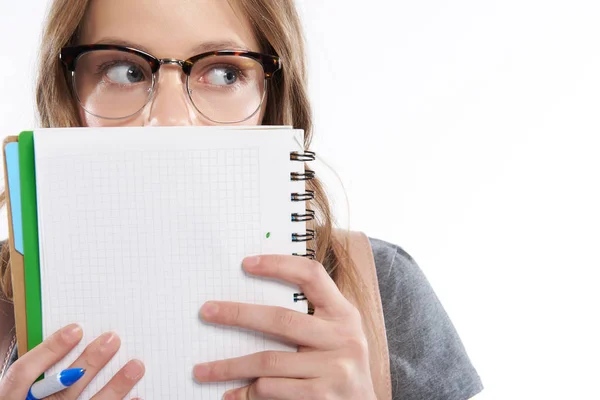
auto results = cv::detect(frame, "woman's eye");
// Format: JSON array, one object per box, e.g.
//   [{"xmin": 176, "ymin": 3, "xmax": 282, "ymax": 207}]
[
  {"xmin": 105, "ymin": 63, "xmax": 146, "ymax": 84},
  {"xmin": 204, "ymin": 67, "xmax": 239, "ymax": 86}
]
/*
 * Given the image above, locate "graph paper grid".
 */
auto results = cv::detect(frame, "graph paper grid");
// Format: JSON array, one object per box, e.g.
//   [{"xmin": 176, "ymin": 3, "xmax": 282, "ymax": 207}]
[{"xmin": 33, "ymin": 128, "xmax": 307, "ymax": 399}]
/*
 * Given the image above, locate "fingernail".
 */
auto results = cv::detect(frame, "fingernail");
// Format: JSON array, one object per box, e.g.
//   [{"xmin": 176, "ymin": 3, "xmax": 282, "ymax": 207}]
[
  {"xmin": 97, "ymin": 332, "xmax": 118, "ymax": 353},
  {"xmin": 201, "ymin": 302, "xmax": 219, "ymax": 318},
  {"xmin": 193, "ymin": 363, "xmax": 210, "ymax": 380},
  {"xmin": 243, "ymin": 255, "xmax": 260, "ymax": 269},
  {"xmin": 223, "ymin": 390, "xmax": 235, "ymax": 400},
  {"xmin": 124, "ymin": 359, "xmax": 145, "ymax": 380},
  {"xmin": 100, "ymin": 332, "xmax": 116, "ymax": 345},
  {"xmin": 61, "ymin": 324, "xmax": 83, "ymax": 344}
]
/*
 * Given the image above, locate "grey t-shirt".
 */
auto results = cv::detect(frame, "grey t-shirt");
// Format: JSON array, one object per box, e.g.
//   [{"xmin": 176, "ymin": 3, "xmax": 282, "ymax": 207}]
[
  {"xmin": 4, "ymin": 238, "xmax": 483, "ymax": 399},
  {"xmin": 370, "ymin": 237, "xmax": 483, "ymax": 399}
]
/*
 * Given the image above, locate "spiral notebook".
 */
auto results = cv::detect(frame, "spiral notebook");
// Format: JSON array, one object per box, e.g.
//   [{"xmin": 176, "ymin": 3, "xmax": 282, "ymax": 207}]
[{"xmin": 3, "ymin": 126, "xmax": 315, "ymax": 398}]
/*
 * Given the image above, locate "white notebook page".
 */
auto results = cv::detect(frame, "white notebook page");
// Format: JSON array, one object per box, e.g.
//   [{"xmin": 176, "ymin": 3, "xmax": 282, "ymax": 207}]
[{"xmin": 33, "ymin": 127, "xmax": 308, "ymax": 398}]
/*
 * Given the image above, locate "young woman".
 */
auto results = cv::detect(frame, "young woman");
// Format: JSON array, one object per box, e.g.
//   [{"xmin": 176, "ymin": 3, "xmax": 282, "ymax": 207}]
[{"xmin": 0, "ymin": 0, "xmax": 483, "ymax": 398}]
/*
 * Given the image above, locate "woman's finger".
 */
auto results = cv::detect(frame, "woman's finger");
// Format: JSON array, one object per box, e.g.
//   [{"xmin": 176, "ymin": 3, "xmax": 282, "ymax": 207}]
[
  {"xmin": 200, "ymin": 302, "xmax": 337, "ymax": 348},
  {"xmin": 193, "ymin": 350, "xmax": 329, "ymax": 382},
  {"xmin": 89, "ymin": 359, "xmax": 145, "ymax": 400},
  {"xmin": 0, "ymin": 324, "xmax": 83, "ymax": 400},
  {"xmin": 242, "ymin": 255, "xmax": 353, "ymax": 315},
  {"xmin": 57, "ymin": 332, "xmax": 121, "ymax": 398},
  {"xmin": 224, "ymin": 377, "xmax": 319, "ymax": 400}
]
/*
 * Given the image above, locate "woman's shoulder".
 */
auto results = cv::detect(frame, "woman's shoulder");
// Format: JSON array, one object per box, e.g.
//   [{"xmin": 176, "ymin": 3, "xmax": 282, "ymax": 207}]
[
  {"xmin": 368, "ymin": 236, "xmax": 441, "ymax": 297},
  {"xmin": 368, "ymin": 237, "xmax": 416, "ymax": 273},
  {"xmin": 367, "ymin": 236, "xmax": 484, "ymax": 400},
  {"xmin": 368, "ymin": 237, "xmax": 426, "ymax": 296}
]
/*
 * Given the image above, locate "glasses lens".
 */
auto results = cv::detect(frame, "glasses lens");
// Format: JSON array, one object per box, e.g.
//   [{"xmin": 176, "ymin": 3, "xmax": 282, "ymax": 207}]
[
  {"xmin": 73, "ymin": 50, "xmax": 153, "ymax": 119},
  {"xmin": 188, "ymin": 55, "xmax": 266, "ymax": 123}
]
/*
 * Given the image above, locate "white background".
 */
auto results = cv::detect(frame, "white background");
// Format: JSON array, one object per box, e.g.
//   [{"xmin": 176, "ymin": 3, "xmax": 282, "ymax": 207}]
[{"xmin": 1, "ymin": 1, "xmax": 600, "ymax": 398}]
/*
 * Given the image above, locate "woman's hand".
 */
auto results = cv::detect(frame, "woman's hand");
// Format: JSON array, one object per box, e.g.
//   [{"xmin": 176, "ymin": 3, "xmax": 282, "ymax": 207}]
[
  {"xmin": 0, "ymin": 324, "xmax": 144, "ymax": 400},
  {"xmin": 194, "ymin": 255, "xmax": 376, "ymax": 400}
]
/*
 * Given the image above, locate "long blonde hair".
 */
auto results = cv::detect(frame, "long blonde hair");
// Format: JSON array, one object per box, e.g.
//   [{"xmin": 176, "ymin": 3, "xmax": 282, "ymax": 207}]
[{"xmin": 1, "ymin": 0, "xmax": 375, "ymax": 345}]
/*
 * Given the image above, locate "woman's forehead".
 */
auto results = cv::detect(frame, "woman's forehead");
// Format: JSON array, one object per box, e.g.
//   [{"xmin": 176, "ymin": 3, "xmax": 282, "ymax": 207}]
[{"xmin": 79, "ymin": 0, "xmax": 261, "ymax": 59}]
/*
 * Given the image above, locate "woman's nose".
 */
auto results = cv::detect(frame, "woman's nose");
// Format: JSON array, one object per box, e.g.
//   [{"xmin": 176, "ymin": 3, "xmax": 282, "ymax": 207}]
[{"xmin": 143, "ymin": 67, "xmax": 202, "ymax": 126}]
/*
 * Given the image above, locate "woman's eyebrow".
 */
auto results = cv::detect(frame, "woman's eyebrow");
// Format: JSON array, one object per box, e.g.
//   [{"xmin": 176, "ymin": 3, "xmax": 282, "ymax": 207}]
[
  {"xmin": 92, "ymin": 38, "xmax": 250, "ymax": 56},
  {"xmin": 190, "ymin": 40, "xmax": 250, "ymax": 54},
  {"xmin": 92, "ymin": 38, "xmax": 153, "ymax": 53}
]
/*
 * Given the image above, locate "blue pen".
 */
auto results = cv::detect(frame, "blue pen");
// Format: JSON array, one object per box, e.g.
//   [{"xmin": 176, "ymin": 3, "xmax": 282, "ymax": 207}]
[{"xmin": 27, "ymin": 368, "xmax": 86, "ymax": 400}]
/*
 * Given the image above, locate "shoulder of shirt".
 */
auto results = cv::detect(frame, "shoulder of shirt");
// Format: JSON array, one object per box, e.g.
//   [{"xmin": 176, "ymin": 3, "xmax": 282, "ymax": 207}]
[
  {"xmin": 368, "ymin": 236, "xmax": 417, "ymax": 275},
  {"xmin": 367, "ymin": 236, "xmax": 485, "ymax": 400}
]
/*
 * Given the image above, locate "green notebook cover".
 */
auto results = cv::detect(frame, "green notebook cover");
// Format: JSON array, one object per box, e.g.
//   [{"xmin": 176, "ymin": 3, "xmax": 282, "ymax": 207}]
[{"xmin": 18, "ymin": 130, "xmax": 43, "ymax": 352}]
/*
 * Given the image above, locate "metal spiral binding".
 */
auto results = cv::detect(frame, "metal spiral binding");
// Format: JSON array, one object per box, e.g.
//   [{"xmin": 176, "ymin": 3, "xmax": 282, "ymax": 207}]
[
  {"xmin": 290, "ymin": 169, "xmax": 315, "ymax": 181},
  {"xmin": 291, "ymin": 190, "xmax": 315, "ymax": 202},
  {"xmin": 293, "ymin": 293, "xmax": 308, "ymax": 302},
  {"xmin": 290, "ymin": 150, "xmax": 316, "ymax": 308},
  {"xmin": 292, "ymin": 209, "xmax": 315, "ymax": 222},
  {"xmin": 291, "ymin": 229, "xmax": 315, "ymax": 242},
  {"xmin": 290, "ymin": 150, "xmax": 316, "ymax": 162},
  {"xmin": 292, "ymin": 248, "xmax": 316, "ymax": 259}
]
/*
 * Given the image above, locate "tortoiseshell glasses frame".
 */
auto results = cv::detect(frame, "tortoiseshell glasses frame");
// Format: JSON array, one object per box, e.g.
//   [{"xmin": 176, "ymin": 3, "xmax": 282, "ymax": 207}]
[{"xmin": 59, "ymin": 44, "xmax": 282, "ymax": 123}]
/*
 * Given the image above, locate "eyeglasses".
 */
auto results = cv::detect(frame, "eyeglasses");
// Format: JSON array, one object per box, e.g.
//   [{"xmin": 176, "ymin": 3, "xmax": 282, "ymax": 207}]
[{"xmin": 60, "ymin": 44, "xmax": 282, "ymax": 123}]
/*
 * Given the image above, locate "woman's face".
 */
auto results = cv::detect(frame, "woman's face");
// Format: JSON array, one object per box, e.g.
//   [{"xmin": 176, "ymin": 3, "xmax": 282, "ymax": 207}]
[{"xmin": 78, "ymin": 0, "xmax": 264, "ymax": 127}]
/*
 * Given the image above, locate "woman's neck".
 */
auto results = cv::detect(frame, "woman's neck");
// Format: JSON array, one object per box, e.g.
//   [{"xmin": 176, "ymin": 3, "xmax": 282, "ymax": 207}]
[{"xmin": 0, "ymin": 298, "xmax": 15, "ymax": 358}]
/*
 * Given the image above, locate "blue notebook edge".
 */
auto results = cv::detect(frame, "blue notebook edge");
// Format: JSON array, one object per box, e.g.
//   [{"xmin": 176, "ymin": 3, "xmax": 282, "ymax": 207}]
[{"xmin": 5, "ymin": 141, "xmax": 23, "ymax": 254}]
